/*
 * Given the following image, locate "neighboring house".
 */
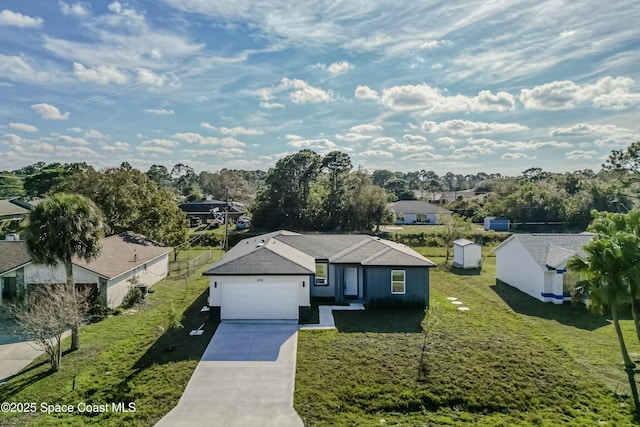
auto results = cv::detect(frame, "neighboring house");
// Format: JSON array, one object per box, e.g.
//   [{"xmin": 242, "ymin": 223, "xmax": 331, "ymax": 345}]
[
  {"xmin": 203, "ymin": 230, "xmax": 436, "ymax": 322},
  {"xmin": 422, "ymin": 190, "xmax": 476, "ymax": 205},
  {"xmin": 0, "ymin": 233, "xmax": 172, "ymax": 309},
  {"xmin": 0, "ymin": 199, "xmax": 30, "ymax": 221},
  {"xmin": 493, "ymin": 233, "xmax": 593, "ymax": 304},
  {"xmin": 389, "ymin": 200, "xmax": 452, "ymax": 225},
  {"xmin": 484, "ymin": 217, "xmax": 510, "ymax": 231},
  {"xmin": 179, "ymin": 200, "xmax": 244, "ymax": 224},
  {"xmin": 452, "ymin": 239, "xmax": 482, "ymax": 269}
]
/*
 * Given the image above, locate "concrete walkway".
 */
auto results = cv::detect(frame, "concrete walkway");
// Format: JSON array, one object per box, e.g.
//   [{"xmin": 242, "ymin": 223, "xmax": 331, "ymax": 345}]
[
  {"xmin": 156, "ymin": 323, "xmax": 303, "ymax": 427},
  {"xmin": 299, "ymin": 303, "xmax": 365, "ymax": 330}
]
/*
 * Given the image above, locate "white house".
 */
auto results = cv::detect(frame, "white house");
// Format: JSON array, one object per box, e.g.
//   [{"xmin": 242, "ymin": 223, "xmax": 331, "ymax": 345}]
[
  {"xmin": 492, "ymin": 233, "xmax": 593, "ymax": 304},
  {"xmin": 452, "ymin": 239, "xmax": 482, "ymax": 269},
  {"xmin": 389, "ymin": 200, "xmax": 452, "ymax": 225},
  {"xmin": 0, "ymin": 233, "xmax": 172, "ymax": 309}
]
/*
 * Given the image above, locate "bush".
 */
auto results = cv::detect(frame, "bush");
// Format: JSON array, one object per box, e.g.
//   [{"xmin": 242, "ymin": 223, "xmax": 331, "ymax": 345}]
[{"xmin": 122, "ymin": 286, "xmax": 143, "ymax": 309}]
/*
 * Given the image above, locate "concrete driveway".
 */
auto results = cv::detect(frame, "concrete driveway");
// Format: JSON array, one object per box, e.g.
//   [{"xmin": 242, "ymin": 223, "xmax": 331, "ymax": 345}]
[
  {"xmin": 156, "ymin": 323, "xmax": 304, "ymax": 427},
  {"xmin": 0, "ymin": 319, "xmax": 45, "ymax": 383}
]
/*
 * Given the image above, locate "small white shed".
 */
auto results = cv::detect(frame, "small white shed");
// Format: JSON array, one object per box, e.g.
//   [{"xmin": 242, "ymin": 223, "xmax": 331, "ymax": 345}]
[{"xmin": 452, "ymin": 239, "xmax": 482, "ymax": 269}]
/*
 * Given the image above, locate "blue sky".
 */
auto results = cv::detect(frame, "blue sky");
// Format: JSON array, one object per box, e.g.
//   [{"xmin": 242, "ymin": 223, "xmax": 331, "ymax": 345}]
[{"xmin": 1, "ymin": 1, "xmax": 639, "ymax": 175}]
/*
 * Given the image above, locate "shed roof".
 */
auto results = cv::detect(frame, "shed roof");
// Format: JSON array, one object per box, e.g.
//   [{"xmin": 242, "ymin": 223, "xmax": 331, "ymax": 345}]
[
  {"xmin": 453, "ymin": 238, "xmax": 479, "ymax": 247},
  {"xmin": 494, "ymin": 233, "xmax": 593, "ymax": 270},
  {"xmin": 0, "ymin": 241, "xmax": 32, "ymax": 275},
  {"xmin": 0, "ymin": 199, "xmax": 29, "ymax": 217}
]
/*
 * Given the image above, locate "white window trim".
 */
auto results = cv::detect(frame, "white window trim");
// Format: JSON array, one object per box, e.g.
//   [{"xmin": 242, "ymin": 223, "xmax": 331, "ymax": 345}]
[{"xmin": 391, "ymin": 270, "xmax": 406, "ymax": 295}]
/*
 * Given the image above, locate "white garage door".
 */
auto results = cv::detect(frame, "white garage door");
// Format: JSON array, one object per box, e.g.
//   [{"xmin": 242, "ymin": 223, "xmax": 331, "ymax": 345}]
[{"xmin": 221, "ymin": 281, "xmax": 299, "ymax": 320}]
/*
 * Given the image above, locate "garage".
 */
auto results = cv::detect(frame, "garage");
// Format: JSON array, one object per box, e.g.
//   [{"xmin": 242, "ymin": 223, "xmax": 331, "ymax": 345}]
[{"xmin": 221, "ymin": 280, "xmax": 300, "ymax": 320}]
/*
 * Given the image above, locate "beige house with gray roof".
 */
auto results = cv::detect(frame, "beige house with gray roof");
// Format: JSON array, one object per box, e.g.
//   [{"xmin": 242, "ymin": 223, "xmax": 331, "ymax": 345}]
[{"xmin": 0, "ymin": 233, "xmax": 172, "ymax": 309}]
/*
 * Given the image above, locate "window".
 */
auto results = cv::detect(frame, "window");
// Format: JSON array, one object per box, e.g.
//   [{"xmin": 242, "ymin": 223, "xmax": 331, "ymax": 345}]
[
  {"xmin": 315, "ymin": 263, "xmax": 328, "ymax": 286},
  {"xmin": 391, "ymin": 270, "xmax": 405, "ymax": 294}
]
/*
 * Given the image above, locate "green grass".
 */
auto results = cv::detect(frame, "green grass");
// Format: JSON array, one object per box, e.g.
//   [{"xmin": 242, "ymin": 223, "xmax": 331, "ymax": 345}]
[
  {"xmin": 0, "ymin": 266, "xmax": 218, "ymax": 427},
  {"xmin": 295, "ymin": 258, "xmax": 639, "ymax": 426}
]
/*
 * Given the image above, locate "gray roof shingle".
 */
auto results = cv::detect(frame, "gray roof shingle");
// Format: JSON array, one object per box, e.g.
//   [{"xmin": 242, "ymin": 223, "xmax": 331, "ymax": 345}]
[
  {"xmin": 497, "ymin": 233, "xmax": 593, "ymax": 269},
  {"xmin": 389, "ymin": 200, "xmax": 452, "ymax": 215},
  {"xmin": 204, "ymin": 231, "xmax": 435, "ymax": 275},
  {"xmin": 0, "ymin": 241, "xmax": 32, "ymax": 274}
]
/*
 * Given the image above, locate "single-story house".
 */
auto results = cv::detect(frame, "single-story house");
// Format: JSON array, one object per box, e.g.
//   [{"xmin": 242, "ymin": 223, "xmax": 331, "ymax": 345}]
[
  {"xmin": 389, "ymin": 200, "xmax": 452, "ymax": 225},
  {"xmin": 0, "ymin": 198, "xmax": 30, "ymax": 221},
  {"xmin": 179, "ymin": 200, "xmax": 245, "ymax": 224},
  {"xmin": 0, "ymin": 232, "xmax": 172, "ymax": 309},
  {"xmin": 424, "ymin": 189, "xmax": 477, "ymax": 205},
  {"xmin": 484, "ymin": 217, "xmax": 510, "ymax": 231},
  {"xmin": 452, "ymin": 239, "xmax": 482, "ymax": 269},
  {"xmin": 493, "ymin": 233, "xmax": 593, "ymax": 304},
  {"xmin": 203, "ymin": 230, "xmax": 436, "ymax": 322}
]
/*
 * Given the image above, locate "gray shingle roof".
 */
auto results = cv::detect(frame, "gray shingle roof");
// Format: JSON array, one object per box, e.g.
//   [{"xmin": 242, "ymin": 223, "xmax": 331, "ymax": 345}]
[
  {"xmin": 496, "ymin": 233, "xmax": 593, "ymax": 269},
  {"xmin": 389, "ymin": 200, "xmax": 452, "ymax": 215},
  {"xmin": 0, "ymin": 241, "xmax": 32, "ymax": 275},
  {"xmin": 203, "ymin": 231, "xmax": 435, "ymax": 275},
  {"xmin": 0, "ymin": 199, "xmax": 29, "ymax": 217},
  {"xmin": 72, "ymin": 232, "xmax": 172, "ymax": 279},
  {"xmin": 454, "ymin": 239, "xmax": 478, "ymax": 247}
]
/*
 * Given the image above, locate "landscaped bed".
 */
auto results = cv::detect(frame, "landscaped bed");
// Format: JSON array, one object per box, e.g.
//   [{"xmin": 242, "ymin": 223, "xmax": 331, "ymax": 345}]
[
  {"xmin": 0, "ymin": 264, "xmax": 218, "ymax": 427},
  {"xmin": 295, "ymin": 257, "xmax": 639, "ymax": 426}
]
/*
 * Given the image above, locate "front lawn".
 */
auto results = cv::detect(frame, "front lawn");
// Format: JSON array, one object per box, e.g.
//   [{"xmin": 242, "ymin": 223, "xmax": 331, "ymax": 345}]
[
  {"xmin": 0, "ymin": 266, "xmax": 217, "ymax": 427},
  {"xmin": 295, "ymin": 258, "xmax": 638, "ymax": 426}
]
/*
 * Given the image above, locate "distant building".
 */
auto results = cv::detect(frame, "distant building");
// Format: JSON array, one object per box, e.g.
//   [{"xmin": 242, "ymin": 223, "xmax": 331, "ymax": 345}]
[
  {"xmin": 179, "ymin": 200, "xmax": 245, "ymax": 224},
  {"xmin": 389, "ymin": 201, "xmax": 452, "ymax": 225},
  {"xmin": 484, "ymin": 217, "xmax": 510, "ymax": 231}
]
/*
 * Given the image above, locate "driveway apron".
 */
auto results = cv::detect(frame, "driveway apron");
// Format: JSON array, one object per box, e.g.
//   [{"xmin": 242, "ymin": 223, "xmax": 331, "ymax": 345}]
[{"xmin": 156, "ymin": 323, "xmax": 303, "ymax": 427}]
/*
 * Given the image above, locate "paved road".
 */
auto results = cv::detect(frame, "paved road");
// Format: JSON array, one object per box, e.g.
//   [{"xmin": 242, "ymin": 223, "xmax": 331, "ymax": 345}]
[{"xmin": 156, "ymin": 323, "xmax": 304, "ymax": 427}]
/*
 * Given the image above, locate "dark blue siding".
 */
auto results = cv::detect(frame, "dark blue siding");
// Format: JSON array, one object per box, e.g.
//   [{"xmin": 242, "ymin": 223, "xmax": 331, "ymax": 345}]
[{"xmin": 364, "ymin": 266, "xmax": 430, "ymax": 308}]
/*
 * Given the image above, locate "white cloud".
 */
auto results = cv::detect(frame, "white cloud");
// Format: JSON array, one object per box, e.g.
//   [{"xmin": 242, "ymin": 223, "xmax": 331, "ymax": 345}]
[
  {"xmin": 559, "ymin": 30, "xmax": 577, "ymax": 39},
  {"xmin": 380, "ymin": 84, "xmax": 516, "ymax": 113},
  {"xmin": 60, "ymin": 2, "xmax": 89, "ymax": 16},
  {"xmin": 0, "ymin": 9, "xmax": 43, "ymax": 28},
  {"xmin": 370, "ymin": 137, "xmax": 396, "ymax": 146},
  {"xmin": 453, "ymin": 145, "xmax": 493, "ymax": 155},
  {"xmin": 220, "ymin": 126, "xmax": 263, "ymax": 136},
  {"xmin": 388, "ymin": 142, "xmax": 434, "ymax": 152},
  {"xmin": 403, "ymin": 134, "xmax": 427, "ymax": 143},
  {"xmin": 260, "ymin": 101, "xmax": 285, "ymax": 109},
  {"xmin": 200, "ymin": 122, "xmax": 216, "ymax": 130},
  {"xmin": 136, "ymin": 68, "xmax": 181, "ymax": 88},
  {"xmin": 73, "ymin": 62, "xmax": 129, "ymax": 85},
  {"xmin": 400, "ymin": 152, "xmax": 445, "ymax": 161},
  {"xmin": 137, "ymin": 146, "xmax": 172, "ymax": 154},
  {"xmin": 141, "ymin": 139, "xmax": 177, "ymax": 148},
  {"xmin": 549, "ymin": 122, "xmax": 631, "ymax": 137},
  {"xmin": 502, "ymin": 152, "xmax": 536, "ymax": 160},
  {"xmin": 437, "ymin": 137, "xmax": 456, "ymax": 145},
  {"xmin": 0, "ymin": 55, "xmax": 54, "ymax": 82},
  {"xmin": 507, "ymin": 140, "xmax": 573, "ymax": 150},
  {"xmin": 359, "ymin": 150, "xmax": 393, "ymax": 158},
  {"xmin": 9, "ymin": 123, "xmax": 38, "ymax": 132},
  {"xmin": 313, "ymin": 61, "xmax": 353, "ymax": 77},
  {"xmin": 349, "ymin": 124, "xmax": 383, "ymax": 134},
  {"xmin": 58, "ymin": 134, "xmax": 90, "ymax": 145},
  {"xmin": 173, "ymin": 132, "xmax": 246, "ymax": 147},
  {"xmin": 182, "ymin": 148, "xmax": 244, "ymax": 158},
  {"xmin": 259, "ymin": 78, "xmax": 333, "ymax": 104},
  {"xmin": 354, "ymin": 85, "xmax": 379, "ymax": 100},
  {"xmin": 31, "ymin": 103, "xmax": 70, "ymax": 120},
  {"xmin": 334, "ymin": 133, "xmax": 372, "ymax": 142},
  {"xmin": 144, "ymin": 108, "xmax": 175, "ymax": 115},
  {"xmin": 288, "ymin": 138, "xmax": 337, "ymax": 150},
  {"xmin": 565, "ymin": 150, "xmax": 597, "ymax": 159},
  {"xmin": 420, "ymin": 120, "xmax": 528, "ymax": 135},
  {"xmin": 102, "ymin": 141, "xmax": 129, "ymax": 152},
  {"xmin": 520, "ymin": 76, "xmax": 640, "ymax": 110}
]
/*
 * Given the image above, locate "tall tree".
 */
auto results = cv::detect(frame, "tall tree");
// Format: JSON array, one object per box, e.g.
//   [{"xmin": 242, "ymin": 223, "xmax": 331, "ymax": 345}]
[
  {"xmin": 322, "ymin": 151, "xmax": 352, "ymax": 229},
  {"xmin": 568, "ymin": 233, "xmax": 640, "ymax": 413},
  {"xmin": 24, "ymin": 193, "xmax": 105, "ymax": 351}
]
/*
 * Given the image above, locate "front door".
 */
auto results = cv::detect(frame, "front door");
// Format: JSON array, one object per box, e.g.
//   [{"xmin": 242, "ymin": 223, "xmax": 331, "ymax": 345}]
[{"xmin": 344, "ymin": 268, "xmax": 358, "ymax": 297}]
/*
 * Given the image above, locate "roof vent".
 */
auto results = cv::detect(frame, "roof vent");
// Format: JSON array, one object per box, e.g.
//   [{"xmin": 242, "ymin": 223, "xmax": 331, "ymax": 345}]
[{"xmin": 256, "ymin": 242, "xmax": 265, "ymax": 248}]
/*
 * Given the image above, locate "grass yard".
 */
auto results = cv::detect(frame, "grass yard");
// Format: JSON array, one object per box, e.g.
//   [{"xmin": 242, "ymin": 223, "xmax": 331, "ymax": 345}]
[
  {"xmin": 295, "ymin": 257, "xmax": 639, "ymax": 426},
  {"xmin": 0, "ymin": 265, "xmax": 218, "ymax": 427}
]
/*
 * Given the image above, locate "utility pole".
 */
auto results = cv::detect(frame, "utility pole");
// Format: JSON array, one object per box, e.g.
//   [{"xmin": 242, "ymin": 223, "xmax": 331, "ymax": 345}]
[{"xmin": 223, "ymin": 188, "xmax": 229, "ymax": 252}]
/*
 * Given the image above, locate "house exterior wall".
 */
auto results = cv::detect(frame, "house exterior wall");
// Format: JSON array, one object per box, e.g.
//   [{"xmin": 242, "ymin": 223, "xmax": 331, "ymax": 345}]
[
  {"xmin": 311, "ymin": 263, "xmax": 335, "ymax": 297},
  {"xmin": 542, "ymin": 270, "xmax": 566, "ymax": 304},
  {"xmin": 396, "ymin": 212, "xmax": 442, "ymax": 224},
  {"xmin": 105, "ymin": 254, "xmax": 169, "ymax": 309},
  {"xmin": 24, "ymin": 263, "xmax": 99, "ymax": 285},
  {"xmin": 495, "ymin": 238, "xmax": 545, "ymax": 302},
  {"xmin": 364, "ymin": 266, "xmax": 429, "ymax": 308}
]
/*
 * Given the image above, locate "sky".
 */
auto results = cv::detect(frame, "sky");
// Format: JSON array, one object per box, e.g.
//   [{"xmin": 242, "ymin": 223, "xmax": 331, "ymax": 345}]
[{"xmin": 0, "ymin": 1, "xmax": 639, "ymax": 176}]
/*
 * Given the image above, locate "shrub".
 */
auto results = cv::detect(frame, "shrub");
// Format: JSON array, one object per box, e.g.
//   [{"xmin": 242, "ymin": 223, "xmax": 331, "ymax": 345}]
[{"xmin": 122, "ymin": 286, "xmax": 143, "ymax": 309}]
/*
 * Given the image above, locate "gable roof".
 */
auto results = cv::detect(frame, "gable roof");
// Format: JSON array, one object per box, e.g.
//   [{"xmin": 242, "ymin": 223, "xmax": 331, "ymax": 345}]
[
  {"xmin": 454, "ymin": 238, "xmax": 480, "ymax": 247},
  {"xmin": 204, "ymin": 231, "xmax": 435, "ymax": 276},
  {"xmin": 72, "ymin": 232, "xmax": 173, "ymax": 279},
  {"xmin": 0, "ymin": 241, "xmax": 32, "ymax": 275},
  {"xmin": 494, "ymin": 233, "xmax": 593, "ymax": 270},
  {"xmin": 389, "ymin": 200, "xmax": 452, "ymax": 215},
  {"xmin": 0, "ymin": 199, "xmax": 30, "ymax": 217}
]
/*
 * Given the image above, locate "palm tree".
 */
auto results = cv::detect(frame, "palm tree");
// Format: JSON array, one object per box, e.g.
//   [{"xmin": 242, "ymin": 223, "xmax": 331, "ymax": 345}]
[
  {"xmin": 25, "ymin": 193, "xmax": 105, "ymax": 351},
  {"xmin": 568, "ymin": 236, "xmax": 640, "ymax": 413}
]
